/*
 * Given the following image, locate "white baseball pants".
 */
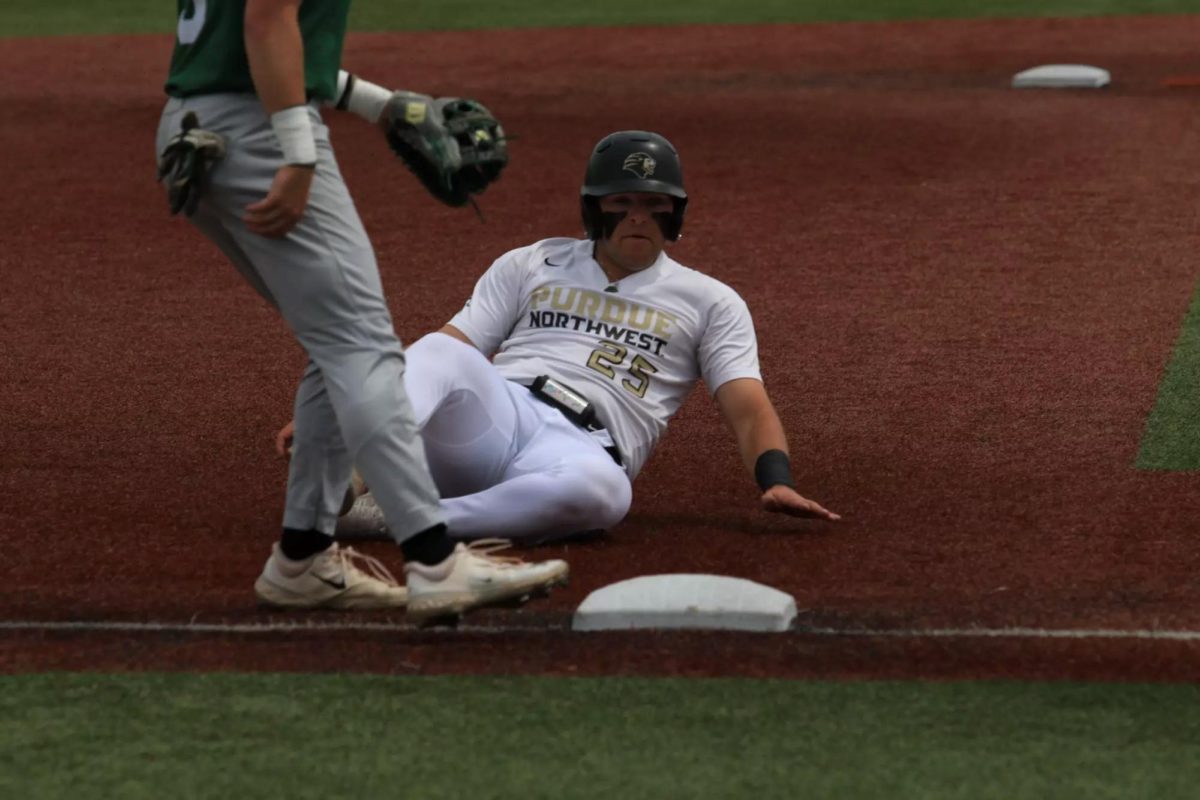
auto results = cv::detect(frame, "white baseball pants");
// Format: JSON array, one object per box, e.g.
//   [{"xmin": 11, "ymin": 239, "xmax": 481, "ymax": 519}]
[{"xmin": 404, "ymin": 333, "xmax": 632, "ymax": 540}]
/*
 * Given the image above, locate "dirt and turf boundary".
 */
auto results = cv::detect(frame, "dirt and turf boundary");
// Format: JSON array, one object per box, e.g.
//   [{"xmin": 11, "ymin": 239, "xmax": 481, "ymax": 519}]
[
  {"xmin": 8, "ymin": 621, "xmax": 1200, "ymax": 681},
  {"xmin": 4, "ymin": 15, "xmax": 1200, "ymax": 679}
]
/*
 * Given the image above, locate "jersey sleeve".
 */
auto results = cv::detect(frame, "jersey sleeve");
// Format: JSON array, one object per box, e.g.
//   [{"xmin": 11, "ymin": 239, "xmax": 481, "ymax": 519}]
[
  {"xmin": 698, "ymin": 292, "xmax": 762, "ymax": 393},
  {"xmin": 447, "ymin": 249, "xmax": 526, "ymax": 356}
]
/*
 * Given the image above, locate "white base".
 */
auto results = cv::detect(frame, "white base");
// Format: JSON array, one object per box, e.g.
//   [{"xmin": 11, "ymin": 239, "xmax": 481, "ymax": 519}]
[
  {"xmin": 572, "ymin": 574, "xmax": 797, "ymax": 633},
  {"xmin": 1012, "ymin": 64, "xmax": 1110, "ymax": 89}
]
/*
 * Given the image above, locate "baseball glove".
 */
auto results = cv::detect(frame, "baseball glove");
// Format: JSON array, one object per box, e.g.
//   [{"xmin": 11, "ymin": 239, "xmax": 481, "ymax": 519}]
[
  {"xmin": 381, "ymin": 93, "xmax": 508, "ymax": 207},
  {"xmin": 156, "ymin": 111, "xmax": 226, "ymax": 217}
]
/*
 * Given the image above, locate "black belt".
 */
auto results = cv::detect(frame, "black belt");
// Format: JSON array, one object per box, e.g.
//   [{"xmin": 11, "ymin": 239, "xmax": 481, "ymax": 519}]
[{"xmin": 526, "ymin": 379, "xmax": 624, "ymax": 467}]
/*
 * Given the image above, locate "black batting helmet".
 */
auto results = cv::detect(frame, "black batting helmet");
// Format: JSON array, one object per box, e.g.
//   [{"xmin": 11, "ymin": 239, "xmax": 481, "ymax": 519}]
[{"xmin": 580, "ymin": 131, "xmax": 688, "ymax": 241}]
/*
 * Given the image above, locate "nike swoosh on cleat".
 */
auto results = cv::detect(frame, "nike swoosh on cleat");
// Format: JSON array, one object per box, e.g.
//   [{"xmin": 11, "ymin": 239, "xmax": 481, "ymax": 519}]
[{"xmin": 315, "ymin": 575, "xmax": 347, "ymax": 591}]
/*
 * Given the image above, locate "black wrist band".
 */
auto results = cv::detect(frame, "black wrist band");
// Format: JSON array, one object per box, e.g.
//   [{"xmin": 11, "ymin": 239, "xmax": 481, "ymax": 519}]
[
  {"xmin": 335, "ymin": 73, "xmax": 357, "ymax": 111},
  {"xmin": 754, "ymin": 449, "xmax": 794, "ymax": 491}
]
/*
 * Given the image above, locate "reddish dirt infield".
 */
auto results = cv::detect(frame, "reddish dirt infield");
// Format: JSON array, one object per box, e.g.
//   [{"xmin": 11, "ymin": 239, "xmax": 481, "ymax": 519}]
[{"xmin": 4, "ymin": 15, "xmax": 1200, "ymax": 679}]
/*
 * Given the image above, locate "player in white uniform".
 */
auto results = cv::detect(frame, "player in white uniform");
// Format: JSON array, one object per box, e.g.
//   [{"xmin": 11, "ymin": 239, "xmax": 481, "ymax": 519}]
[{"xmin": 281, "ymin": 130, "xmax": 840, "ymax": 540}]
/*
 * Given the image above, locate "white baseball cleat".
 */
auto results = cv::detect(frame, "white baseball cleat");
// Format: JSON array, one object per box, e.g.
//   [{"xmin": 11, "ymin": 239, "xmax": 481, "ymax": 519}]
[
  {"xmin": 255, "ymin": 542, "xmax": 408, "ymax": 610},
  {"xmin": 405, "ymin": 539, "xmax": 569, "ymax": 624},
  {"xmin": 337, "ymin": 492, "xmax": 389, "ymax": 538}
]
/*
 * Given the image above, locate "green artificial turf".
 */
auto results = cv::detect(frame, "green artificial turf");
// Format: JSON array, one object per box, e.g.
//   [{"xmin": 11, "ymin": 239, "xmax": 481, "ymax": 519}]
[
  {"xmin": 1, "ymin": 0, "xmax": 1196, "ymax": 38},
  {"xmin": 2, "ymin": 673, "xmax": 1200, "ymax": 799},
  {"xmin": 1137, "ymin": 281, "xmax": 1200, "ymax": 470}
]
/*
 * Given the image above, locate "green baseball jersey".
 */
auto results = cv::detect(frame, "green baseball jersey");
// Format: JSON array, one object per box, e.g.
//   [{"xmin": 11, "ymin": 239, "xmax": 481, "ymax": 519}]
[{"xmin": 165, "ymin": 0, "xmax": 351, "ymax": 101}]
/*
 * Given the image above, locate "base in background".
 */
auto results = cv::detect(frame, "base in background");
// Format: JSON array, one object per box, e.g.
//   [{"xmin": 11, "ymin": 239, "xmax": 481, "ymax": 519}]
[
  {"xmin": 1012, "ymin": 64, "xmax": 1110, "ymax": 89},
  {"xmin": 572, "ymin": 574, "xmax": 797, "ymax": 632}
]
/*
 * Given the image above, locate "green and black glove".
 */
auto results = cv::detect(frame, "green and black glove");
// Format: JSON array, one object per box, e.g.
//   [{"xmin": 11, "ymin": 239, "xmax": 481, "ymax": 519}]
[{"xmin": 381, "ymin": 94, "xmax": 508, "ymax": 207}]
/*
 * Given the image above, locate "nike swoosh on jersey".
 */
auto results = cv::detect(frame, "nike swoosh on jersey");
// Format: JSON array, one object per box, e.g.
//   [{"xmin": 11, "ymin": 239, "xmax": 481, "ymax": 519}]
[{"xmin": 544, "ymin": 257, "xmax": 565, "ymax": 267}]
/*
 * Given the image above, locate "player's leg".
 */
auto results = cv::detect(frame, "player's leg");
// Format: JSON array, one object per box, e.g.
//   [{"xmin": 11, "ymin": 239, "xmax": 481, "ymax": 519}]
[
  {"xmin": 335, "ymin": 330, "xmax": 522, "ymax": 537},
  {"xmin": 175, "ymin": 95, "xmax": 444, "ymax": 540},
  {"xmin": 345, "ymin": 332, "xmax": 631, "ymax": 540},
  {"xmin": 159, "ymin": 119, "xmax": 409, "ymax": 609},
  {"xmin": 159, "ymin": 96, "xmax": 567, "ymax": 617},
  {"xmin": 401, "ymin": 332, "xmax": 631, "ymax": 537},
  {"xmin": 285, "ymin": 359, "xmax": 355, "ymax": 534},
  {"xmin": 168, "ymin": 162, "xmax": 363, "ymax": 541},
  {"xmin": 401, "ymin": 332, "xmax": 525, "ymax": 496},
  {"xmin": 442, "ymin": 385, "xmax": 633, "ymax": 539}
]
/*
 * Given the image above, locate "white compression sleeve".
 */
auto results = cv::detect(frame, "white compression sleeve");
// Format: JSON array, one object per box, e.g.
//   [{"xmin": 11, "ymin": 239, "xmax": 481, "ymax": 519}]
[{"xmin": 331, "ymin": 70, "xmax": 393, "ymax": 124}]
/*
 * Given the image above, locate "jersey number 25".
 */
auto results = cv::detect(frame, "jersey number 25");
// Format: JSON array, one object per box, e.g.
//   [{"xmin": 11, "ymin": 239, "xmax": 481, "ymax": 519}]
[{"xmin": 587, "ymin": 341, "xmax": 658, "ymax": 399}]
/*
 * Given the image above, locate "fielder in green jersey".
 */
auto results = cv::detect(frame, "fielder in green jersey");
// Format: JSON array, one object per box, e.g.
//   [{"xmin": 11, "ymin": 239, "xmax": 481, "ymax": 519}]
[
  {"xmin": 154, "ymin": 0, "xmax": 566, "ymax": 623},
  {"xmin": 165, "ymin": 0, "xmax": 347, "ymax": 100}
]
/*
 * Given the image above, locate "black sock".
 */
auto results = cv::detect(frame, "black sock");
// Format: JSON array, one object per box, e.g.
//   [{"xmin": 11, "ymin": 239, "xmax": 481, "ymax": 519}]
[
  {"xmin": 400, "ymin": 523, "xmax": 456, "ymax": 566},
  {"xmin": 280, "ymin": 527, "xmax": 334, "ymax": 561}
]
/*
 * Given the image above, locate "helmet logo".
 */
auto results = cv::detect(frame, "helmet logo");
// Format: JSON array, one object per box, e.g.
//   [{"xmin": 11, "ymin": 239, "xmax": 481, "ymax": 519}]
[{"xmin": 622, "ymin": 153, "xmax": 656, "ymax": 179}]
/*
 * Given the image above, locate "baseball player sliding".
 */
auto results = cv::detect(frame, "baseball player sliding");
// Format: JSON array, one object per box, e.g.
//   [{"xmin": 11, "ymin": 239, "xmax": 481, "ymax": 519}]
[
  {"xmin": 279, "ymin": 131, "xmax": 841, "ymax": 542},
  {"xmin": 156, "ymin": 0, "xmax": 568, "ymax": 622}
]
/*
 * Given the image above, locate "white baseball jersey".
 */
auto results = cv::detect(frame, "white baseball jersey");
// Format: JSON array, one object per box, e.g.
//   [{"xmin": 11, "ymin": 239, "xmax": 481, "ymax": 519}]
[{"xmin": 448, "ymin": 237, "xmax": 762, "ymax": 479}]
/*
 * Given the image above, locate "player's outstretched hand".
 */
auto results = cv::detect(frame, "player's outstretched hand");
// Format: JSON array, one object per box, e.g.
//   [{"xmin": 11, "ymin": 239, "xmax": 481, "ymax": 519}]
[
  {"xmin": 760, "ymin": 485, "xmax": 841, "ymax": 521},
  {"xmin": 245, "ymin": 164, "xmax": 315, "ymax": 238},
  {"xmin": 275, "ymin": 420, "xmax": 295, "ymax": 459}
]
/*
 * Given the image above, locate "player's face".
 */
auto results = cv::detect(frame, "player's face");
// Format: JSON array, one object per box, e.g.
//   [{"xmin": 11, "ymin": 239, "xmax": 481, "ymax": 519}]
[{"xmin": 597, "ymin": 192, "xmax": 674, "ymax": 272}]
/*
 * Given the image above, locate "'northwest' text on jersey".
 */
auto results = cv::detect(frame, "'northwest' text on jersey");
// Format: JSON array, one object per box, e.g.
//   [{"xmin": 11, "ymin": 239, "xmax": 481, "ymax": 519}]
[
  {"xmin": 165, "ymin": 0, "xmax": 350, "ymax": 101},
  {"xmin": 449, "ymin": 238, "xmax": 762, "ymax": 480}
]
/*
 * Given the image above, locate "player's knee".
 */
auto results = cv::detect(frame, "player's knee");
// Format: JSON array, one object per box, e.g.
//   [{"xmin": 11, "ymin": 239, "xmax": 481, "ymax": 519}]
[
  {"xmin": 558, "ymin": 458, "xmax": 631, "ymax": 530},
  {"xmin": 407, "ymin": 332, "xmax": 481, "ymax": 376},
  {"xmin": 405, "ymin": 333, "xmax": 490, "ymax": 407}
]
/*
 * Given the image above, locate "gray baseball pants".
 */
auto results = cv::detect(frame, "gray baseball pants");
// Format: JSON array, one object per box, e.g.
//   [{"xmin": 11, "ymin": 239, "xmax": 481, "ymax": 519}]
[{"xmin": 156, "ymin": 93, "xmax": 443, "ymax": 542}]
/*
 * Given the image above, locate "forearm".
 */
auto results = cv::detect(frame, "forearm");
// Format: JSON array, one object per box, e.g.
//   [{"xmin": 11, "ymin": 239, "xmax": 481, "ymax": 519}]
[
  {"xmin": 718, "ymin": 384, "xmax": 836, "ymax": 518},
  {"xmin": 734, "ymin": 407, "xmax": 798, "ymax": 492},
  {"xmin": 328, "ymin": 70, "xmax": 394, "ymax": 123},
  {"xmin": 243, "ymin": 3, "xmax": 306, "ymax": 114},
  {"xmin": 736, "ymin": 406, "xmax": 788, "ymax": 474}
]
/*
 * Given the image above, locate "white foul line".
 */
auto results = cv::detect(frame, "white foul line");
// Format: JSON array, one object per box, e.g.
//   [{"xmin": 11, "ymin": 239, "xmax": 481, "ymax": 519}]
[
  {"xmin": 2, "ymin": 620, "xmax": 1200, "ymax": 641},
  {"xmin": 803, "ymin": 626, "xmax": 1200, "ymax": 642}
]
